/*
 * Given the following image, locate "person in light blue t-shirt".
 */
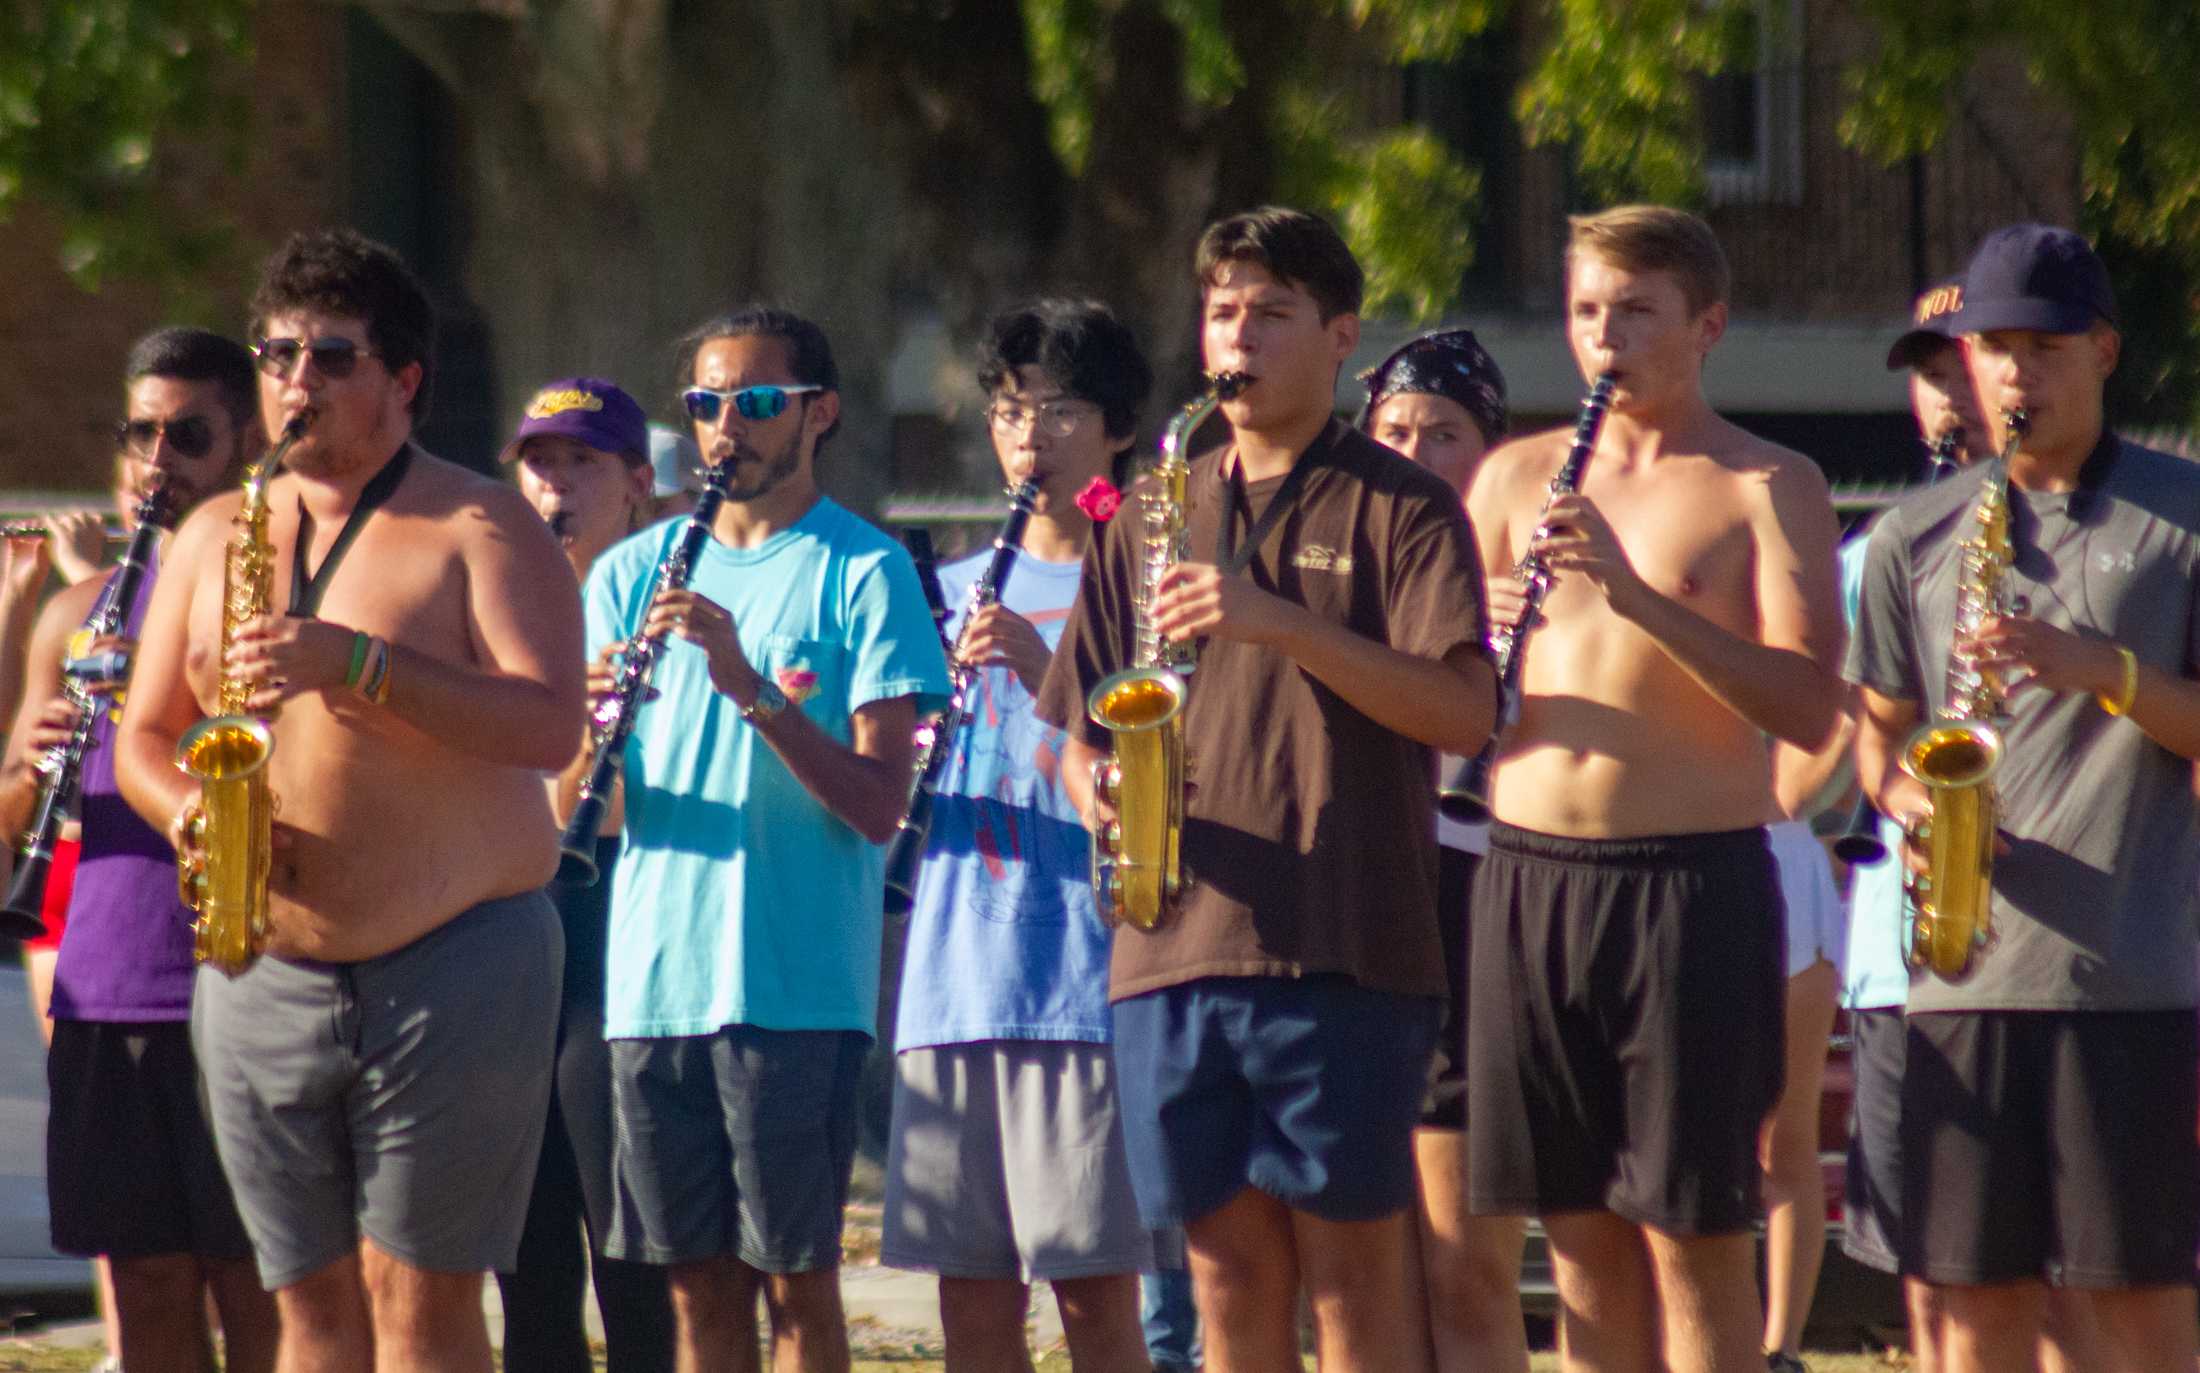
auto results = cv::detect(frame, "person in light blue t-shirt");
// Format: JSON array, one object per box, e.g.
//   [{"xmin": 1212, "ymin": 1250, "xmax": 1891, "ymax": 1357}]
[
  {"xmin": 569, "ymin": 306, "xmax": 950, "ymax": 1373},
  {"xmin": 882, "ymin": 299, "xmax": 1159, "ymax": 1370}
]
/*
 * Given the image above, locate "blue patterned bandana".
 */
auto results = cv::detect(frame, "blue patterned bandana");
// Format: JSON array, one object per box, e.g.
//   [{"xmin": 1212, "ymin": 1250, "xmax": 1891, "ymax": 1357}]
[{"xmin": 1356, "ymin": 329, "xmax": 1508, "ymax": 444}]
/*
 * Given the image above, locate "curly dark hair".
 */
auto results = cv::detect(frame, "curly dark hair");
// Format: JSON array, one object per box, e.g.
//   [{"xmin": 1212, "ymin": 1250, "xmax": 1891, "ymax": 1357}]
[
  {"xmin": 248, "ymin": 228, "xmax": 437, "ymax": 421},
  {"xmin": 976, "ymin": 299, "xmax": 1154, "ymax": 447},
  {"xmin": 675, "ymin": 306, "xmax": 842, "ymax": 454}
]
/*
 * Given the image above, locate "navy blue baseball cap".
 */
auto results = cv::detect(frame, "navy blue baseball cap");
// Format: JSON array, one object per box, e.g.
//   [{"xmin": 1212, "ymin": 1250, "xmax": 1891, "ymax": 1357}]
[
  {"xmin": 1886, "ymin": 277, "xmax": 1966, "ymax": 370},
  {"xmin": 1950, "ymin": 224, "xmax": 2116, "ymax": 336}
]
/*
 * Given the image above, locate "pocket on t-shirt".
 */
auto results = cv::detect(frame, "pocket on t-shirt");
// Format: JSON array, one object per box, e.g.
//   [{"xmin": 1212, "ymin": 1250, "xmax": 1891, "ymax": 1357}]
[{"xmin": 752, "ymin": 634, "xmax": 848, "ymax": 726}]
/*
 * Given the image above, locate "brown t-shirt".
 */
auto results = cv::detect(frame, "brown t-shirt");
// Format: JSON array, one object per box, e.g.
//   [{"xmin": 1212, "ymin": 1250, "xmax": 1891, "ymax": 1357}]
[{"xmin": 1034, "ymin": 420, "xmax": 1487, "ymax": 1001}]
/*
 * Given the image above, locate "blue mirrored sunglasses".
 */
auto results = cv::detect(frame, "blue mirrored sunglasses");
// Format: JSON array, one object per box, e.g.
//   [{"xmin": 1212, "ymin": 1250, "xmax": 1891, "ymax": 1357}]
[{"xmin": 681, "ymin": 384, "xmax": 824, "ymax": 425}]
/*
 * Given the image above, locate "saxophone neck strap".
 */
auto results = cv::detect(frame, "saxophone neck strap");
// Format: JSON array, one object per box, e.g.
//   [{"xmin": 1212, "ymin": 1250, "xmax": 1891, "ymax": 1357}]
[
  {"xmin": 289, "ymin": 443, "xmax": 413, "ymax": 618},
  {"xmin": 1212, "ymin": 420, "xmax": 1335, "ymax": 577}
]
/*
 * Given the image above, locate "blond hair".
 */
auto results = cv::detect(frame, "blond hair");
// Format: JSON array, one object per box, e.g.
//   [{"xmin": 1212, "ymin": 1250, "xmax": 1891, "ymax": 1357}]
[{"xmin": 1566, "ymin": 205, "xmax": 1731, "ymax": 315}]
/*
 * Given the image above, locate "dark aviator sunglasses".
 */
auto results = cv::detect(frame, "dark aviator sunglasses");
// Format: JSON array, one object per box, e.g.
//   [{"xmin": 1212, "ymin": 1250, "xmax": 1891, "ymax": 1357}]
[
  {"xmin": 114, "ymin": 416, "xmax": 216, "ymax": 460},
  {"xmin": 252, "ymin": 337, "xmax": 378, "ymax": 381}
]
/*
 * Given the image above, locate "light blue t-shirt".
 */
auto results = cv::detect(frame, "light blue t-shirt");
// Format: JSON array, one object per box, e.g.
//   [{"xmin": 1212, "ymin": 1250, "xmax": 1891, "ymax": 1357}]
[
  {"xmin": 894, "ymin": 549, "xmax": 1111, "ymax": 1051},
  {"xmin": 1839, "ymin": 529, "xmax": 1911, "ymax": 1010},
  {"xmin": 584, "ymin": 499, "xmax": 952, "ymax": 1040}
]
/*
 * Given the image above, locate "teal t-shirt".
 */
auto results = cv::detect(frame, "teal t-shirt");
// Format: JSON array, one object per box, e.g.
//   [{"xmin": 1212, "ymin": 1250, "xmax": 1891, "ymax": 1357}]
[{"xmin": 584, "ymin": 499, "xmax": 952, "ymax": 1039}]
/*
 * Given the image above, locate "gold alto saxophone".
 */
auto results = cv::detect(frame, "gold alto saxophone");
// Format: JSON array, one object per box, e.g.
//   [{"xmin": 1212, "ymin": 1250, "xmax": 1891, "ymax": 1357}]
[
  {"xmin": 1086, "ymin": 371, "xmax": 1250, "ymax": 929},
  {"xmin": 1898, "ymin": 407, "xmax": 2026, "ymax": 981},
  {"xmin": 174, "ymin": 410, "xmax": 312, "ymax": 975}
]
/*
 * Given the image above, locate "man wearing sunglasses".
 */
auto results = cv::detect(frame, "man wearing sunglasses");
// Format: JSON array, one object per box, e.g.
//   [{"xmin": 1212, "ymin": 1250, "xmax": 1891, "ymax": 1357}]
[
  {"xmin": 0, "ymin": 327, "xmax": 278, "ymax": 1373},
  {"xmin": 115, "ymin": 229, "xmax": 586, "ymax": 1371},
  {"xmin": 562, "ymin": 305, "xmax": 949, "ymax": 1373}
]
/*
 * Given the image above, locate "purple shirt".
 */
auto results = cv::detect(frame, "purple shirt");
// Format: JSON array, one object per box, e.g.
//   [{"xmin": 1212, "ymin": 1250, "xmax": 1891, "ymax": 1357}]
[{"xmin": 52, "ymin": 548, "xmax": 197, "ymax": 1021}]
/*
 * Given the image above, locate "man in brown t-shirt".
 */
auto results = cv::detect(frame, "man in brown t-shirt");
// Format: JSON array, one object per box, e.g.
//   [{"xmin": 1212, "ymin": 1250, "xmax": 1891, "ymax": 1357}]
[{"xmin": 1035, "ymin": 206, "xmax": 1494, "ymax": 1373}]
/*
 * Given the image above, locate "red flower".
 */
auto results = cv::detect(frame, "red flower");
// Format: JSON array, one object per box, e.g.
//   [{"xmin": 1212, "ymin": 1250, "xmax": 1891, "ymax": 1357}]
[{"xmin": 1074, "ymin": 476, "xmax": 1124, "ymax": 523}]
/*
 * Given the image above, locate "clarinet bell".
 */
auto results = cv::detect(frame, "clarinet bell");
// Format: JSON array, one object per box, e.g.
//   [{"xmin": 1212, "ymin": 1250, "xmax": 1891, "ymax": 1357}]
[{"xmin": 1832, "ymin": 796, "xmax": 1889, "ymax": 866}]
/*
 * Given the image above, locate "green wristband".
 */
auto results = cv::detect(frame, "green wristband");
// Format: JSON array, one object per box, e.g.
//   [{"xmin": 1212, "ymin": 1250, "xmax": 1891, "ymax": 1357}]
[{"xmin": 345, "ymin": 631, "xmax": 370, "ymax": 688}]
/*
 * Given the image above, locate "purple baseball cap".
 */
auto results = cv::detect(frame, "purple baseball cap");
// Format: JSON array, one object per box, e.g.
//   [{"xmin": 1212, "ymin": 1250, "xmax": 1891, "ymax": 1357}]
[
  {"xmin": 1950, "ymin": 224, "xmax": 2117, "ymax": 337},
  {"xmin": 500, "ymin": 377, "xmax": 649, "ymax": 466},
  {"xmin": 1885, "ymin": 276, "xmax": 1966, "ymax": 370}
]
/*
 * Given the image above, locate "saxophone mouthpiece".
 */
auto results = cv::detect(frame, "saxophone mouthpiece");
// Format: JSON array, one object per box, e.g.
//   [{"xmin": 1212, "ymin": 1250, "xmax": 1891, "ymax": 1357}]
[
  {"xmin": 2002, "ymin": 407, "xmax": 2030, "ymax": 440},
  {"xmin": 279, "ymin": 407, "xmax": 317, "ymax": 442},
  {"xmin": 1206, "ymin": 371, "xmax": 1253, "ymax": 402}
]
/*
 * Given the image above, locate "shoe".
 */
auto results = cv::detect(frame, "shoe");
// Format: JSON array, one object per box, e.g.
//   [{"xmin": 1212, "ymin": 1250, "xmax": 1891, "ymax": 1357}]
[{"xmin": 1766, "ymin": 1353, "xmax": 1808, "ymax": 1373}]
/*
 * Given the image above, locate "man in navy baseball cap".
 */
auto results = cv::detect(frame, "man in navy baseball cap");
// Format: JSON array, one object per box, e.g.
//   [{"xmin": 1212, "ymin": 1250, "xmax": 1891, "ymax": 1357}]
[
  {"xmin": 1949, "ymin": 223, "xmax": 2116, "ymax": 336},
  {"xmin": 1852, "ymin": 222, "xmax": 2200, "ymax": 1373},
  {"xmin": 1884, "ymin": 276, "xmax": 1984, "ymax": 476}
]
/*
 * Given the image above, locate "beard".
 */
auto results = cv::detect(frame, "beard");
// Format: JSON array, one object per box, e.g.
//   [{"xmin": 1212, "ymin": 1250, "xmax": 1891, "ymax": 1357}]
[{"xmin": 725, "ymin": 433, "xmax": 804, "ymax": 502}]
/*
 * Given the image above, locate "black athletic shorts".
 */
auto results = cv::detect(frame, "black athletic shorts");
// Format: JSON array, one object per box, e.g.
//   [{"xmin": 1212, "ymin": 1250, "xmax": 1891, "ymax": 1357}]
[
  {"xmin": 1840, "ymin": 1004, "xmax": 1905, "ymax": 1274},
  {"xmin": 1419, "ymin": 845, "xmax": 1478, "ymax": 1131},
  {"xmin": 1466, "ymin": 824, "xmax": 1785, "ymax": 1235},
  {"xmin": 1901, "ymin": 1009, "xmax": 2199, "ymax": 1288},
  {"xmin": 47, "ymin": 1019, "xmax": 254, "ymax": 1261}
]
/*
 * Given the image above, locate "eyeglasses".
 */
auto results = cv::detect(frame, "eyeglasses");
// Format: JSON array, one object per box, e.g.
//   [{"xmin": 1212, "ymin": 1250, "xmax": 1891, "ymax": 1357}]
[
  {"xmin": 252, "ymin": 337, "xmax": 377, "ymax": 381},
  {"xmin": 681, "ymin": 384, "xmax": 824, "ymax": 425},
  {"xmin": 113, "ymin": 416, "xmax": 216, "ymax": 459},
  {"xmin": 985, "ymin": 399, "xmax": 1097, "ymax": 439}
]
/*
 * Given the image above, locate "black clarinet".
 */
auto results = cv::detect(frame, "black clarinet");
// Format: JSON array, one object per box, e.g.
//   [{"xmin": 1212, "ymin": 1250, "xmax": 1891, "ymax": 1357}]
[
  {"xmin": 555, "ymin": 458, "xmax": 737, "ymax": 886},
  {"xmin": 1, "ymin": 474, "xmax": 177, "ymax": 938},
  {"xmin": 1438, "ymin": 372, "xmax": 1617, "ymax": 824},
  {"xmin": 1836, "ymin": 428, "xmax": 1964, "ymax": 868},
  {"xmin": 882, "ymin": 480, "xmax": 1040, "ymax": 915}
]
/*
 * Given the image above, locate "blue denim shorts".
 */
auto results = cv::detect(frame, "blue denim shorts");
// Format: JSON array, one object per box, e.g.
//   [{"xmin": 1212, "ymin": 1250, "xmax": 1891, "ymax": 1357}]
[{"xmin": 1110, "ymin": 975, "xmax": 1440, "ymax": 1225}]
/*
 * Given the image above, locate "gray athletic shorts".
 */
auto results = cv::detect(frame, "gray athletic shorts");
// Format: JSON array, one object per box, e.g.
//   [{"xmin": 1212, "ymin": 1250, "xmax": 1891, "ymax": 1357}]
[
  {"xmin": 192, "ymin": 891, "xmax": 562, "ymax": 1289},
  {"xmin": 882, "ymin": 1041, "xmax": 1154, "ymax": 1282},
  {"xmin": 605, "ymin": 1025, "xmax": 867, "ymax": 1272}
]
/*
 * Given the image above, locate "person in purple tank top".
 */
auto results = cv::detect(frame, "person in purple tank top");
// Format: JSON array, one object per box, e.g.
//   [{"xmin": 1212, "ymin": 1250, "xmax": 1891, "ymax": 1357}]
[{"xmin": 0, "ymin": 329, "xmax": 279, "ymax": 1373}]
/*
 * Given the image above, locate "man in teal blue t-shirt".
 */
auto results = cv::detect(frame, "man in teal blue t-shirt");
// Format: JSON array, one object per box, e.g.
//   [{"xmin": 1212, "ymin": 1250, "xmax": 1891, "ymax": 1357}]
[{"xmin": 564, "ymin": 306, "xmax": 950, "ymax": 1373}]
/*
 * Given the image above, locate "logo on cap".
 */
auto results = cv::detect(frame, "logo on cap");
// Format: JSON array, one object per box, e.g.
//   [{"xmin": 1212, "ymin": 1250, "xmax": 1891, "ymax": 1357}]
[
  {"xmin": 1915, "ymin": 285, "xmax": 1963, "ymax": 327},
  {"xmin": 526, "ymin": 388, "xmax": 606, "ymax": 420}
]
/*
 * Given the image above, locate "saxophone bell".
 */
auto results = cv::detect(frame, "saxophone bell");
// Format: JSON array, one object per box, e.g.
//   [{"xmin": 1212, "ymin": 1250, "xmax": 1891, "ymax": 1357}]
[{"xmin": 1087, "ymin": 666, "xmax": 1187, "ymax": 929}]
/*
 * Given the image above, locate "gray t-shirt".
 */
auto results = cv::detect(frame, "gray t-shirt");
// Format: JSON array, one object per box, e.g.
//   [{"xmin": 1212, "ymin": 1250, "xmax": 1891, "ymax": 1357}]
[{"xmin": 1847, "ymin": 435, "xmax": 2200, "ymax": 1013}]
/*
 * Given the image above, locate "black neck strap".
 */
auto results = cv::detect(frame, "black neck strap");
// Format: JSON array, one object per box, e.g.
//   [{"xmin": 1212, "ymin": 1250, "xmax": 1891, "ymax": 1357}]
[
  {"xmin": 289, "ymin": 443, "xmax": 412, "ymax": 618},
  {"xmin": 1212, "ymin": 421, "xmax": 1334, "ymax": 576}
]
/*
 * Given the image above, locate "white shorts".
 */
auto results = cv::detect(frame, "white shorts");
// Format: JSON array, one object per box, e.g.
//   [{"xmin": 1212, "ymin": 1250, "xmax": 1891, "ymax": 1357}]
[
  {"xmin": 884, "ymin": 1041, "xmax": 1153, "ymax": 1282},
  {"xmin": 1768, "ymin": 819, "xmax": 1845, "ymax": 978}
]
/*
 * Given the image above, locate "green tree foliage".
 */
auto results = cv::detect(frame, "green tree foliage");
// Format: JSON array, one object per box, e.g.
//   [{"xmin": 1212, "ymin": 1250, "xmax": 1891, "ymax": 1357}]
[
  {"xmin": 0, "ymin": 0, "xmax": 252, "ymax": 289},
  {"xmin": 1837, "ymin": 0, "xmax": 2200, "ymax": 425},
  {"xmin": 1016, "ymin": 0, "xmax": 1490, "ymax": 323}
]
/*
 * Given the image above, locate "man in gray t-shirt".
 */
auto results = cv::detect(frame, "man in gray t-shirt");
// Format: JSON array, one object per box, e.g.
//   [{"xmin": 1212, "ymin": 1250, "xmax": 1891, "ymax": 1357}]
[{"xmin": 1848, "ymin": 223, "xmax": 2200, "ymax": 1373}]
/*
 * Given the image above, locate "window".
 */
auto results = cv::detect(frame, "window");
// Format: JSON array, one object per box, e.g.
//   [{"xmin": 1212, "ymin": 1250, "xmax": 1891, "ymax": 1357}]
[{"xmin": 1700, "ymin": 0, "xmax": 1803, "ymax": 205}]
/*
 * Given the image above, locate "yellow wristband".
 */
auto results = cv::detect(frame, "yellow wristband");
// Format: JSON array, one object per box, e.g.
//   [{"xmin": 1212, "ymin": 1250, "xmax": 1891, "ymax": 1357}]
[{"xmin": 2097, "ymin": 646, "xmax": 2138, "ymax": 716}]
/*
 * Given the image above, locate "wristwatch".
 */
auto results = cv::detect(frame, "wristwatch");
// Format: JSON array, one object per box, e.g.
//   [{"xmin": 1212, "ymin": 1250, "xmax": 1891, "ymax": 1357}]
[{"xmin": 740, "ymin": 678, "xmax": 788, "ymax": 724}]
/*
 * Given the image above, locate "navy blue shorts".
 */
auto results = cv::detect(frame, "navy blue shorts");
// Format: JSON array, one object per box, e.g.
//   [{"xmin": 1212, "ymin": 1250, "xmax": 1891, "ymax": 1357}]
[{"xmin": 1110, "ymin": 975, "xmax": 1440, "ymax": 1226}]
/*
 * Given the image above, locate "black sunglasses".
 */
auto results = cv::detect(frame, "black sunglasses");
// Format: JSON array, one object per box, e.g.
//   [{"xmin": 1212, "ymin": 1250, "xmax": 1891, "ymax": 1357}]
[
  {"xmin": 253, "ymin": 337, "xmax": 378, "ymax": 381},
  {"xmin": 114, "ymin": 416, "xmax": 216, "ymax": 459}
]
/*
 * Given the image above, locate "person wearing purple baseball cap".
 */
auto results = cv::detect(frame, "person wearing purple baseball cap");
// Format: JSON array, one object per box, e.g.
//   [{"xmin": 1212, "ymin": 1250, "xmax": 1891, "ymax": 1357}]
[
  {"xmin": 497, "ymin": 375, "xmax": 675, "ymax": 1372},
  {"xmin": 1849, "ymin": 222, "xmax": 2200, "ymax": 1373},
  {"xmin": 502, "ymin": 377, "xmax": 656, "ymax": 582}
]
